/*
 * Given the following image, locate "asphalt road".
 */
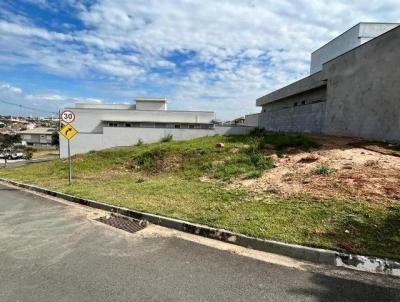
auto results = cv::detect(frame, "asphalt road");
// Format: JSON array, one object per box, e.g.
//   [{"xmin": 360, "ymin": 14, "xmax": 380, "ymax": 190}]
[{"xmin": 0, "ymin": 183, "xmax": 399, "ymax": 302}]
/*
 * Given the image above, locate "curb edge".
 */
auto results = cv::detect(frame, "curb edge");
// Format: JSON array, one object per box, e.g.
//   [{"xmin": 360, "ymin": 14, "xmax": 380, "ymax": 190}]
[{"xmin": 1, "ymin": 178, "xmax": 399, "ymax": 276}]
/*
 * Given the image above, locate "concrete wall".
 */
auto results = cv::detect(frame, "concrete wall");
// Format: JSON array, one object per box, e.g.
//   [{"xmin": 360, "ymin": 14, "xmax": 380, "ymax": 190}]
[
  {"xmin": 60, "ymin": 125, "xmax": 255, "ymax": 157},
  {"xmin": 259, "ymin": 86, "xmax": 327, "ymax": 133},
  {"xmin": 214, "ymin": 125, "xmax": 255, "ymax": 136},
  {"xmin": 244, "ymin": 113, "xmax": 260, "ymax": 127},
  {"xmin": 310, "ymin": 23, "xmax": 398, "ymax": 74},
  {"xmin": 256, "ymin": 71, "xmax": 326, "ymax": 106},
  {"xmin": 311, "ymin": 24, "xmax": 361, "ymax": 74},
  {"xmin": 323, "ymin": 25, "xmax": 400, "ymax": 142}
]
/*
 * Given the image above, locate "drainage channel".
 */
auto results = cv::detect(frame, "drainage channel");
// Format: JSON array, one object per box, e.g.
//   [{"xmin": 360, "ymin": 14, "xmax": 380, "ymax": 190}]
[{"xmin": 95, "ymin": 214, "xmax": 147, "ymax": 234}]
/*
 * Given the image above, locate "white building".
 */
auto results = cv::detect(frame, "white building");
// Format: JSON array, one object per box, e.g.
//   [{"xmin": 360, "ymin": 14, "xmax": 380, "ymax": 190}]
[
  {"xmin": 310, "ymin": 22, "xmax": 399, "ymax": 74},
  {"xmin": 60, "ymin": 97, "xmax": 254, "ymax": 157}
]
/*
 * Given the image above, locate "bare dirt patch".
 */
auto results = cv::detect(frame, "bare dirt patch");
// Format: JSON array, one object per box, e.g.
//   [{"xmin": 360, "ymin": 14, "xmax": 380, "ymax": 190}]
[{"xmin": 230, "ymin": 135, "xmax": 400, "ymax": 201}]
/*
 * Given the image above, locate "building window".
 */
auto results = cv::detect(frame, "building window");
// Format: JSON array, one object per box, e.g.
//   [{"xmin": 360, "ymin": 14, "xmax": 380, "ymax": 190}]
[
  {"xmin": 125, "ymin": 123, "xmax": 131, "ymax": 127},
  {"xmin": 174, "ymin": 124, "xmax": 181, "ymax": 129},
  {"xmin": 108, "ymin": 122, "xmax": 118, "ymax": 127},
  {"xmin": 301, "ymin": 100, "xmax": 306, "ymax": 105},
  {"xmin": 140, "ymin": 122, "xmax": 155, "ymax": 128},
  {"xmin": 294, "ymin": 102, "xmax": 298, "ymax": 107},
  {"xmin": 189, "ymin": 124, "xmax": 195, "ymax": 129},
  {"xmin": 155, "ymin": 123, "xmax": 167, "ymax": 128}
]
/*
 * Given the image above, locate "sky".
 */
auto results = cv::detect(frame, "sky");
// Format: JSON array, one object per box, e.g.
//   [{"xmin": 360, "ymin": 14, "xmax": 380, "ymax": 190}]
[{"xmin": 0, "ymin": 1, "xmax": 399, "ymax": 120}]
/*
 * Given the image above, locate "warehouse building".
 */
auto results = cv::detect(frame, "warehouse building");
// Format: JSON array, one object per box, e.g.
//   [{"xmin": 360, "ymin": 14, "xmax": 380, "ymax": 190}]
[
  {"xmin": 257, "ymin": 22, "xmax": 400, "ymax": 142},
  {"xmin": 60, "ymin": 97, "xmax": 253, "ymax": 157}
]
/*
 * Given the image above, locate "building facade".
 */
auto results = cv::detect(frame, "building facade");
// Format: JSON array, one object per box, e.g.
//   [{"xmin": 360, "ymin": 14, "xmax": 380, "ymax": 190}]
[
  {"xmin": 18, "ymin": 127, "xmax": 55, "ymax": 148},
  {"xmin": 257, "ymin": 23, "xmax": 400, "ymax": 142},
  {"xmin": 60, "ymin": 98, "xmax": 254, "ymax": 157},
  {"xmin": 310, "ymin": 22, "xmax": 399, "ymax": 74}
]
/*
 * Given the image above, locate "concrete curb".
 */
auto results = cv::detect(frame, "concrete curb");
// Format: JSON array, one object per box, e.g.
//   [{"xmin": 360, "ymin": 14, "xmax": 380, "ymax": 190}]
[{"xmin": 1, "ymin": 178, "xmax": 399, "ymax": 276}]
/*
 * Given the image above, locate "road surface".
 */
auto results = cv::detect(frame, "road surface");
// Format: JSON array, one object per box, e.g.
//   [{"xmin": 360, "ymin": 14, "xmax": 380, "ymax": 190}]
[
  {"xmin": 0, "ymin": 183, "xmax": 399, "ymax": 301},
  {"xmin": 0, "ymin": 157, "xmax": 55, "ymax": 167}
]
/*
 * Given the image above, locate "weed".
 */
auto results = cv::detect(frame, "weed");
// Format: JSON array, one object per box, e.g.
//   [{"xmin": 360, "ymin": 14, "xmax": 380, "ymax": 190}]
[
  {"xmin": 136, "ymin": 177, "xmax": 145, "ymax": 183},
  {"xmin": 314, "ymin": 164, "xmax": 335, "ymax": 176},
  {"xmin": 160, "ymin": 134, "xmax": 173, "ymax": 143},
  {"xmin": 133, "ymin": 149, "xmax": 167, "ymax": 172}
]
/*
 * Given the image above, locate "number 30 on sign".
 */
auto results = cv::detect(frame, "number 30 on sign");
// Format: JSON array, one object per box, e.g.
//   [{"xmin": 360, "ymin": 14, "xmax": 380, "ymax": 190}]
[{"xmin": 61, "ymin": 110, "xmax": 75, "ymax": 123}]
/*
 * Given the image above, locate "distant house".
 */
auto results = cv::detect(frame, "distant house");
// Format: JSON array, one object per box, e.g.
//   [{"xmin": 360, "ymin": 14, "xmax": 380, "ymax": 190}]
[
  {"xmin": 230, "ymin": 117, "xmax": 245, "ymax": 125},
  {"xmin": 18, "ymin": 128, "xmax": 56, "ymax": 148},
  {"xmin": 59, "ymin": 97, "xmax": 255, "ymax": 157}
]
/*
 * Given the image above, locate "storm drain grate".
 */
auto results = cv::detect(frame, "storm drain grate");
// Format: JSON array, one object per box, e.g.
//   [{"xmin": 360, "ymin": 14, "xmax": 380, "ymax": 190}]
[{"xmin": 95, "ymin": 215, "xmax": 147, "ymax": 234}]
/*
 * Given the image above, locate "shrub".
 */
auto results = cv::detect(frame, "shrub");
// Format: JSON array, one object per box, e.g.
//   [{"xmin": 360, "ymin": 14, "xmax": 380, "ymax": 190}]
[
  {"xmin": 314, "ymin": 164, "xmax": 335, "ymax": 176},
  {"xmin": 24, "ymin": 149, "xmax": 33, "ymax": 160},
  {"xmin": 160, "ymin": 134, "xmax": 173, "ymax": 143},
  {"xmin": 136, "ymin": 139, "xmax": 143, "ymax": 146},
  {"xmin": 262, "ymin": 133, "xmax": 320, "ymax": 151},
  {"xmin": 133, "ymin": 149, "xmax": 167, "ymax": 172}
]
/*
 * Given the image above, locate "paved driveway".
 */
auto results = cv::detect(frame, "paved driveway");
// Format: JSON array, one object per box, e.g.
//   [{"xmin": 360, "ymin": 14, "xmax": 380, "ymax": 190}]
[{"xmin": 0, "ymin": 183, "xmax": 399, "ymax": 301}]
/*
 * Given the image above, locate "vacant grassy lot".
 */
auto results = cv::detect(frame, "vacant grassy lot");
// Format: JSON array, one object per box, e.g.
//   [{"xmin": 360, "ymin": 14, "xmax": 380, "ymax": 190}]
[{"xmin": 1, "ymin": 134, "xmax": 399, "ymax": 260}]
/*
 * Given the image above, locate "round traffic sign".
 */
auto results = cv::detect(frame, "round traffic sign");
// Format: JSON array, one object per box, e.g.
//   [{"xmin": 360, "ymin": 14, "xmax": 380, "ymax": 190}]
[{"xmin": 61, "ymin": 110, "xmax": 75, "ymax": 123}]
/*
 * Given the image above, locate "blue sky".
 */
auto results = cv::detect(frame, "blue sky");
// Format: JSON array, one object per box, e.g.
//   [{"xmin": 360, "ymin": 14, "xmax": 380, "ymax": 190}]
[{"xmin": 0, "ymin": 0, "xmax": 399, "ymax": 120}]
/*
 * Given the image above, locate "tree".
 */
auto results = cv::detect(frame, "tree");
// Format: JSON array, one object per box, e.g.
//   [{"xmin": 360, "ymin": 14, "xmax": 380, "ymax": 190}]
[
  {"xmin": 0, "ymin": 134, "xmax": 21, "ymax": 167},
  {"xmin": 51, "ymin": 130, "xmax": 59, "ymax": 146}
]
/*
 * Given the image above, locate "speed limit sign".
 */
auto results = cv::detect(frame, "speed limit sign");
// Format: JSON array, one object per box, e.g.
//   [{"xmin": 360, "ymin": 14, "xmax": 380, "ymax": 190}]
[{"xmin": 61, "ymin": 110, "xmax": 75, "ymax": 123}]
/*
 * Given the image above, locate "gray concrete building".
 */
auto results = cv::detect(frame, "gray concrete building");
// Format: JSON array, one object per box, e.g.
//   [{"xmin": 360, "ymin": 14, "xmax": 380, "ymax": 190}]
[
  {"xmin": 310, "ymin": 22, "xmax": 399, "ymax": 74},
  {"xmin": 60, "ymin": 97, "xmax": 254, "ymax": 157},
  {"xmin": 257, "ymin": 22, "xmax": 400, "ymax": 142}
]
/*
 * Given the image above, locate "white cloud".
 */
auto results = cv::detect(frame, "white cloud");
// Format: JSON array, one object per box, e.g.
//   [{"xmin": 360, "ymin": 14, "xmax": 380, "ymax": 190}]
[
  {"xmin": 0, "ymin": 82, "xmax": 107, "ymax": 115},
  {"xmin": 0, "ymin": 83, "xmax": 22, "ymax": 94},
  {"xmin": 0, "ymin": 1, "xmax": 399, "ymax": 118}
]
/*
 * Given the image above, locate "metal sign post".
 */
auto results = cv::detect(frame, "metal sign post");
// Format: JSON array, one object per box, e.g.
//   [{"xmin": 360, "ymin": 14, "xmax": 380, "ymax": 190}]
[
  {"xmin": 68, "ymin": 139, "xmax": 72, "ymax": 185},
  {"xmin": 59, "ymin": 121, "xmax": 78, "ymax": 185}
]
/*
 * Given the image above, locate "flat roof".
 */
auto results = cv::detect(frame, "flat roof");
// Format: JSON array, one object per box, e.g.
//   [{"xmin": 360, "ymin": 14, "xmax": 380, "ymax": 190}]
[
  {"xmin": 311, "ymin": 22, "xmax": 400, "ymax": 54},
  {"xmin": 66, "ymin": 106, "xmax": 214, "ymax": 114},
  {"xmin": 18, "ymin": 127, "xmax": 55, "ymax": 135},
  {"xmin": 135, "ymin": 96, "xmax": 167, "ymax": 102},
  {"xmin": 102, "ymin": 119, "xmax": 213, "ymax": 124}
]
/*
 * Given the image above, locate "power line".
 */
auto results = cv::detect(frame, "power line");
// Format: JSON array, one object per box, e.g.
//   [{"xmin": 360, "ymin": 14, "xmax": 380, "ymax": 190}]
[{"xmin": 0, "ymin": 99, "xmax": 58, "ymax": 115}]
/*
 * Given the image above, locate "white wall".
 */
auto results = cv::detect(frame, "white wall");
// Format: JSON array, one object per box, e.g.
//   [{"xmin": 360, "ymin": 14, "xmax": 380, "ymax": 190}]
[
  {"xmin": 64, "ymin": 107, "xmax": 216, "ymax": 134},
  {"xmin": 60, "ymin": 125, "xmax": 255, "ymax": 157},
  {"xmin": 136, "ymin": 100, "xmax": 166, "ymax": 111}
]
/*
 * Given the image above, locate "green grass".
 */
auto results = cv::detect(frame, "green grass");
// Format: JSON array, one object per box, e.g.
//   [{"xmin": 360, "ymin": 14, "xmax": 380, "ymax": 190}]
[{"xmin": 1, "ymin": 133, "xmax": 399, "ymax": 260}]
